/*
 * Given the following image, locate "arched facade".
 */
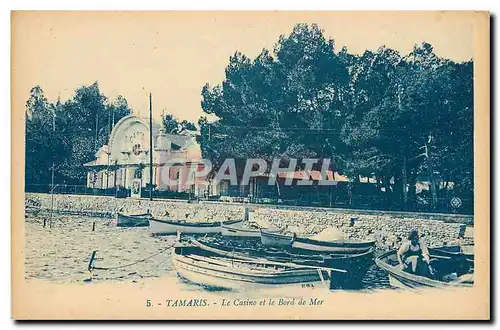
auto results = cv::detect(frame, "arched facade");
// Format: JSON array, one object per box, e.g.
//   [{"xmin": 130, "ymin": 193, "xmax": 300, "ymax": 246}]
[
  {"xmin": 84, "ymin": 114, "xmax": 207, "ymax": 195},
  {"xmin": 108, "ymin": 115, "xmax": 160, "ymax": 164}
]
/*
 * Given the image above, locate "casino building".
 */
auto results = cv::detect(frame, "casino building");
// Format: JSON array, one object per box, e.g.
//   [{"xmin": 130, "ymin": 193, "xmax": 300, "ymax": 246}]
[{"xmin": 84, "ymin": 114, "xmax": 213, "ymax": 196}]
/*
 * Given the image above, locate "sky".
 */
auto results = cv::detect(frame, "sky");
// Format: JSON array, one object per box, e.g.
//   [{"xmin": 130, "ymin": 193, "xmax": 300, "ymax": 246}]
[{"xmin": 12, "ymin": 11, "xmax": 477, "ymax": 124}]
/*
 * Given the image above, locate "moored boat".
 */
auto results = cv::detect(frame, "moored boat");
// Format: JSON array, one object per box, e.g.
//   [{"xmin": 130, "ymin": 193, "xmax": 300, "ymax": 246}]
[
  {"xmin": 221, "ymin": 223, "xmax": 279, "ymax": 238},
  {"xmin": 193, "ymin": 237, "xmax": 325, "ymax": 263},
  {"xmin": 149, "ymin": 218, "xmax": 243, "ymax": 235},
  {"xmin": 260, "ymin": 230, "xmax": 294, "ymax": 247},
  {"xmin": 321, "ymin": 248, "xmax": 374, "ymax": 288},
  {"xmin": 116, "ymin": 212, "xmax": 151, "ymax": 227},
  {"xmin": 172, "ymin": 243, "xmax": 343, "ymax": 291},
  {"xmin": 375, "ymin": 249, "xmax": 474, "ymax": 289},
  {"xmin": 292, "ymin": 236, "xmax": 376, "ymax": 254},
  {"xmin": 260, "ymin": 229, "xmax": 375, "ymax": 254},
  {"xmin": 221, "ymin": 224, "xmax": 261, "ymax": 238},
  {"xmin": 191, "ymin": 238, "xmax": 374, "ymax": 289},
  {"xmin": 430, "ymin": 245, "xmax": 474, "ymax": 262}
]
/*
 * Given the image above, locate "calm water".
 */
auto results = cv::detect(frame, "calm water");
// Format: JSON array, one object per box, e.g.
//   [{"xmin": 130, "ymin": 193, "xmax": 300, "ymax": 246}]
[{"xmin": 24, "ymin": 213, "xmax": 391, "ymax": 290}]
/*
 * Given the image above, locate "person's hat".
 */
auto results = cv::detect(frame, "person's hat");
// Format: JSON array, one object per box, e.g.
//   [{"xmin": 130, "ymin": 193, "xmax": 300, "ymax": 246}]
[{"xmin": 408, "ymin": 229, "xmax": 419, "ymax": 240}]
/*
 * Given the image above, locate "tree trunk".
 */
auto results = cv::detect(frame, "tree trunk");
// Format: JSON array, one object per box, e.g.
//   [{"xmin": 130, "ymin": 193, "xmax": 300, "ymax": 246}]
[
  {"xmin": 402, "ymin": 154, "xmax": 408, "ymax": 211},
  {"xmin": 408, "ymin": 171, "xmax": 417, "ymax": 211},
  {"xmin": 426, "ymin": 136, "xmax": 438, "ymax": 210},
  {"xmin": 393, "ymin": 172, "xmax": 404, "ymax": 211}
]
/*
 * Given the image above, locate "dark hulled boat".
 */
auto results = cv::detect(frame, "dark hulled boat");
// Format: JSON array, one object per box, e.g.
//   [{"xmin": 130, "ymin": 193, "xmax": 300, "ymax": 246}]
[
  {"xmin": 292, "ymin": 236, "xmax": 376, "ymax": 254},
  {"xmin": 116, "ymin": 212, "xmax": 151, "ymax": 227},
  {"xmin": 430, "ymin": 245, "xmax": 474, "ymax": 262},
  {"xmin": 221, "ymin": 223, "xmax": 280, "ymax": 238},
  {"xmin": 260, "ymin": 229, "xmax": 375, "ymax": 254},
  {"xmin": 260, "ymin": 230, "xmax": 294, "ymax": 247},
  {"xmin": 190, "ymin": 238, "xmax": 374, "ymax": 289}
]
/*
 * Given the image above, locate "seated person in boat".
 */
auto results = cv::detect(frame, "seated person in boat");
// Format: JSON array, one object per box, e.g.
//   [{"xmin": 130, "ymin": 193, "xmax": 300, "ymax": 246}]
[{"xmin": 397, "ymin": 230, "xmax": 434, "ymax": 276}]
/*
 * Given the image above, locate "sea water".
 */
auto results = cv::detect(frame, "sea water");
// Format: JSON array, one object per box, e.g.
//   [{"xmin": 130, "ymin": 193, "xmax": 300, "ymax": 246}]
[{"xmin": 24, "ymin": 213, "xmax": 391, "ymax": 290}]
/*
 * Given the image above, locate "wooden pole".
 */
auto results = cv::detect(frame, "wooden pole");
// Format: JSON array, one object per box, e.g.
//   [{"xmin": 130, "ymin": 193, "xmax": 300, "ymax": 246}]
[
  {"xmin": 95, "ymin": 111, "xmax": 99, "ymax": 152},
  {"xmin": 88, "ymin": 250, "xmax": 97, "ymax": 272},
  {"xmin": 402, "ymin": 152, "xmax": 408, "ymax": 211},
  {"xmin": 50, "ymin": 109, "xmax": 56, "ymax": 228},
  {"xmin": 106, "ymin": 104, "xmax": 111, "ymax": 190},
  {"xmin": 398, "ymin": 85, "xmax": 408, "ymax": 212},
  {"xmin": 149, "ymin": 93, "xmax": 153, "ymax": 201},
  {"xmin": 427, "ymin": 137, "xmax": 437, "ymax": 210}
]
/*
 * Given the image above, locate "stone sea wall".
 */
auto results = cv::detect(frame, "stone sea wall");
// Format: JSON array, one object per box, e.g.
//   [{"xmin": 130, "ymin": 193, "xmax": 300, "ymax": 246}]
[
  {"xmin": 25, "ymin": 193, "xmax": 244, "ymax": 222},
  {"xmin": 25, "ymin": 193, "xmax": 473, "ymax": 251},
  {"xmin": 251, "ymin": 208, "xmax": 472, "ymax": 251}
]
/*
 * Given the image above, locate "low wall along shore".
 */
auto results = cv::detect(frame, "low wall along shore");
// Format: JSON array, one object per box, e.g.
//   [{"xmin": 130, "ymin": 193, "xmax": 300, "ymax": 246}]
[{"xmin": 25, "ymin": 193, "xmax": 473, "ymax": 251}]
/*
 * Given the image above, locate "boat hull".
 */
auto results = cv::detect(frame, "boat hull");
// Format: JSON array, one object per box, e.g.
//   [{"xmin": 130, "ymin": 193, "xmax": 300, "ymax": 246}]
[
  {"xmin": 292, "ymin": 237, "xmax": 375, "ymax": 254},
  {"xmin": 221, "ymin": 225, "xmax": 261, "ymax": 238},
  {"xmin": 260, "ymin": 230, "xmax": 294, "ymax": 247},
  {"xmin": 375, "ymin": 250, "xmax": 473, "ymax": 289},
  {"xmin": 430, "ymin": 246, "xmax": 474, "ymax": 262},
  {"xmin": 222, "ymin": 224, "xmax": 280, "ymax": 238},
  {"xmin": 172, "ymin": 246, "xmax": 332, "ymax": 291},
  {"xmin": 116, "ymin": 213, "xmax": 151, "ymax": 227},
  {"xmin": 149, "ymin": 218, "xmax": 243, "ymax": 235},
  {"xmin": 322, "ymin": 249, "xmax": 374, "ymax": 288},
  {"xmin": 191, "ymin": 238, "xmax": 374, "ymax": 289},
  {"xmin": 260, "ymin": 230, "xmax": 375, "ymax": 254}
]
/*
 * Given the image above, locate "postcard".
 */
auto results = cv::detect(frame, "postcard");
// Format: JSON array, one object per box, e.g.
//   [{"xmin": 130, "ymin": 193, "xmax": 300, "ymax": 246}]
[{"xmin": 11, "ymin": 11, "xmax": 490, "ymax": 320}]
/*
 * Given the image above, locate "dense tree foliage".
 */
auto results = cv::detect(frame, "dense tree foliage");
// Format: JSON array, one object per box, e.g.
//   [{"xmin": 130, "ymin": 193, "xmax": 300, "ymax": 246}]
[
  {"xmin": 162, "ymin": 112, "xmax": 197, "ymax": 134},
  {"xmin": 199, "ymin": 24, "xmax": 352, "ymax": 174},
  {"xmin": 199, "ymin": 23, "xmax": 474, "ymax": 211},
  {"xmin": 25, "ymin": 82, "xmax": 132, "ymax": 185},
  {"xmin": 24, "ymin": 23, "xmax": 474, "ymax": 213}
]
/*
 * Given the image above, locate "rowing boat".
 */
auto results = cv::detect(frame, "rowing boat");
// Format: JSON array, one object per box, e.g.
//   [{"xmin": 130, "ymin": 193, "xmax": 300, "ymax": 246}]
[
  {"xmin": 430, "ymin": 245, "xmax": 474, "ymax": 261},
  {"xmin": 149, "ymin": 218, "xmax": 243, "ymax": 235},
  {"xmin": 375, "ymin": 249, "xmax": 474, "ymax": 289},
  {"xmin": 116, "ymin": 212, "xmax": 151, "ymax": 227},
  {"xmin": 221, "ymin": 224, "xmax": 261, "ymax": 237},
  {"xmin": 172, "ymin": 244, "xmax": 343, "ymax": 291},
  {"xmin": 292, "ymin": 236, "xmax": 376, "ymax": 254},
  {"xmin": 191, "ymin": 238, "xmax": 374, "ymax": 289},
  {"xmin": 260, "ymin": 229, "xmax": 375, "ymax": 254},
  {"xmin": 260, "ymin": 230, "xmax": 294, "ymax": 247},
  {"xmin": 221, "ymin": 223, "xmax": 278, "ymax": 238}
]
